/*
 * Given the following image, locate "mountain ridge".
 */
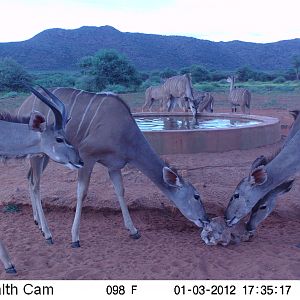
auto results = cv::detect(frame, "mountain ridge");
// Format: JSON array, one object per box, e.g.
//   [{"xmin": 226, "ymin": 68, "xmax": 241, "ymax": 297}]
[{"xmin": 0, "ymin": 25, "xmax": 299, "ymax": 71}]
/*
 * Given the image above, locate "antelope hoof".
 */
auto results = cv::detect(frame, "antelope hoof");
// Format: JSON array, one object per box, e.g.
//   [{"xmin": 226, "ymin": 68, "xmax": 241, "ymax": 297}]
[
  {"xmin": 46, "ymin": 237, "xmax": 53, "ymax": 245},
  {"xmin": 130, "ymin": 231, "xmax": 141, "ymax": 240},
  {"xmin": 34, "ymin": 220, "xmax": 38, "ymax": 226},
  {"xmin": 5, "ymin": 265, "xmax": 17, "ymax": 274},
  {"xmin": 71, "ymin": 241, "xmax": 81, "ymax": 248}
]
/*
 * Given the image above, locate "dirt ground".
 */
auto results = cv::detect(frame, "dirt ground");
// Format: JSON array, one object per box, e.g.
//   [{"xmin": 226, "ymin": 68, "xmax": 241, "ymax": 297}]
[{"xmin": 0, "ymin": 108, "xmax": 300, "ymax": 280}]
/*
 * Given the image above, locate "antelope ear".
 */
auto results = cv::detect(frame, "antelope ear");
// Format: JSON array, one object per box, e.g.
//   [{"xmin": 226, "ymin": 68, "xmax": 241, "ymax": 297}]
[
  {"xmin": 273, "ymin": 179, "xmax": 294, "ymax": 196},
  {"xmin": 29, "ymin": 111, "xmax": 46, "ymax": 132},
  {"xmin": 251, "ymin": 155, "xmax": 268, "ymax": 171},
  {"xmin": 289, "ymin": 110, "xmax": 300, "ymax": 120},
  {"xmin": 249, "ymin": 166, "xmax": 268, "ymax": 185},
  {"xmin": 163, "ymin": 167, "xmax": 182, "ymax": 188}
]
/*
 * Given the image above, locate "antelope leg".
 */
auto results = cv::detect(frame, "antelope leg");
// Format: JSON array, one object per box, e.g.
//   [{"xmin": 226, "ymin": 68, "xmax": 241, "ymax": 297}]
[
  {"xmin": 0, "ymin": 240, "xmax": 16, "ymax": 274},
  {"xmin": 108, "ymin": 169, "xmax": 140, "ymax": 239},
  {"xmin": 71, "ymin": 162, "xmax": 95, "ymax": 248},
  {"xmin": 28, "ymin": 156, "xmax": 52, "ymax": 242}
]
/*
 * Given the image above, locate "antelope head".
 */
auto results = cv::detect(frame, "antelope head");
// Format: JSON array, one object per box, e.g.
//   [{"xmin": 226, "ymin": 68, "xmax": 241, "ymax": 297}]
[
  {"xmin": 27, "ymin": 86, "xmax": 83, "ymax": 170},
  {"xmin": 162, "ymin": 166, "xmax": 210, "ymax": 227},
  {"xmin": 225, "ymin": 156, "xmax": 268, "ymax": 226}
]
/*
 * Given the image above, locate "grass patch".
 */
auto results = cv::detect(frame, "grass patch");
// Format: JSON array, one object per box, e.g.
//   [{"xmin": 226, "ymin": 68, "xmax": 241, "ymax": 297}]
[{"xmin": 2, "ymin": 203, "xmax": 22, "ymax": 213}]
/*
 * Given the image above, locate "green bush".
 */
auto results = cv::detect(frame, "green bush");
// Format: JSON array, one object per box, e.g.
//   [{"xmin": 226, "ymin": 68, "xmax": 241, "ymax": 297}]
[
  {"xmin": 33, "ymin": 72, "xmax": 76, "ymax": 88},
  {"xmin": 103, "ymin": 84, "xmax": 132, "ymax": 94},
  {"xmin": 160, "ymin": 68, "xmax": 177, "ymax": 79},
  {"xmin": 0, "ymin": 91, "xmax": 18, "ymax": 99},
  {"xmin": 194, "ymin": 82, "xmax": 227, "ymax": 92},
  {"xmin": 0, "ymin": 57, "xmax": 32, "ymax": 91},
  {"xmin": 2, "ymin": 203, "xmax": 21, "ymax": 213},
  {"xmin": 210, "ymin": 70, "xmax": 227, "ymax": 81},
  {"xmin": 78, "ymin": 49, "xmax": 141, "ymax": 91},
  {"xmin": 140, "ymin": 76, "xmax": 162, "ymax": 90},
  {"xmin": 272, "ymin": 76, "xmax": 286, "ymax": 83},
  {"xmin": 218, "ymin": 79, "xmax": 228, "ymax": 84},
  {"xmin": 75, "ymin": 75, "xmax": 98, "ymax": 91},
  {"xmin": 190, "ymin": 65, "xmax": 211, "ymax": 82},
  {"xmin": 138, "ymin": 72, "xmax": 150, "ymax": 82}
]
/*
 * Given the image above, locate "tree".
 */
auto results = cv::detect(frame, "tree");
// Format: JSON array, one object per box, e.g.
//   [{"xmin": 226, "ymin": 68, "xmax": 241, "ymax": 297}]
[
  {"xmin": 160, "ymin": 68, "xmax": 177, "ymax": 79},
  {"xmin": 236, "ymin": 66, "xmax": 255, "ymax": 82},
  {"xmin": 78, "ymin": 56, "xmax": 93, "ymax": 75},
  {"xmin": 292, "ymin": 55, "xmax": 300, "ymax": 80},
  {"xmin": 78, "ymin": 49, "xmax": 141, "ymax": 91},
  {"xmin": 179, "ymin": 67, "xmax": 191, "ymax": 75},
  {"xmin": 0, "ymin": 57, "xmax": 31, "ymax": 91},
  {"xmin": 190, "ymin": 65, "xmax": 211, "ymax": 82}
]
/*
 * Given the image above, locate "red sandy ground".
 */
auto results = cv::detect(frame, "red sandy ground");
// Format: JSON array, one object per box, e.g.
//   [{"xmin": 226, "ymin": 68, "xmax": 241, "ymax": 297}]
[{"xmin": 0, "ymin": 108, "xmax": 299, "ymax": 280}]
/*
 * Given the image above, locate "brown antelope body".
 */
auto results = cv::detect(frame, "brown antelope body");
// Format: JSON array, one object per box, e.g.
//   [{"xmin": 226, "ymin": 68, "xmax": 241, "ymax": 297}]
[{"xmin": 17, "ymin": 87, "xmax": 209, "ymax": 248}]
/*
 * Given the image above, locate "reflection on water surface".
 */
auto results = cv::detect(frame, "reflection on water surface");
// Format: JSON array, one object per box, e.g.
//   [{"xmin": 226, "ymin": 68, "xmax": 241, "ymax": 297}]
[{"xmin": 135, "ymin": 116, "xmax": 261, "ymax": 131}]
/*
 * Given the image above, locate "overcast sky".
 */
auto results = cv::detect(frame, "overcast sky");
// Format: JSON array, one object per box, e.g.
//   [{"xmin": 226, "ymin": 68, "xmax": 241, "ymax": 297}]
[{"xmin": 0, "ymin": 0, "xmax": 299, "ymax": 43}]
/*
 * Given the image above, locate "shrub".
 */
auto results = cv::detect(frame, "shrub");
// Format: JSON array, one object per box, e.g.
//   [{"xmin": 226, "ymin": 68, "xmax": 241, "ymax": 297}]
[
  {"xmin": 33, "ymin": 72, "xmax": 76, "ymax": 88},
  {"xmin": 218, "ymin": 79, "xmax": 228, "ymax": 84},
  {"xmin": 75, "ymin": 75, "xmax": 98, "ymax": 91},
  {"xmin": 140, "ymin": 76, "xmax": 162, "ymax": 90},
  {"xmin": 190, "ymin": 65, "xmax": 211, "ymax": 82},
  {"xmin": 210, "ymin": 70, "xmax": 227, "ymax": 81},
  {"xmin": 0, "ymin": 91, "xmax": 18, "ymax": 99},
  {"xmin": 272, "ymin": 76, "xmax": 286, "ymax": 83},
  {"xmin": 0, "ymin": 57, "xmax": 32, "ymax": 91},
  {"xmin": 78, "ymin": 49, "xmax": 141, "ymax": 91},
  {"xmin": 103, "ymin": 84, "xmax": 132, "ymax": 94},
  {"xmin": 194, "ymin": 82, "xmax": 222, "ymax": 92},
  {"xmin": 160, "ymin": 68, "xmax": 178, "ymax": 79}
]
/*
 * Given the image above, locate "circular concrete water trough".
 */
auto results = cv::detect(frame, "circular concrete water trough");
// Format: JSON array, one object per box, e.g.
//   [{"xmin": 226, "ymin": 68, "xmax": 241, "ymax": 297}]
[{"xmin": 133, "ymin": 112, "xmax": 281, "ymax": 154}]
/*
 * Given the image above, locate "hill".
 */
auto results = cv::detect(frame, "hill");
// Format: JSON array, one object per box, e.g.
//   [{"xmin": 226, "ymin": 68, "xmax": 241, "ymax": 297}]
[{"xmin": 0, "ymin": 25, "xmax": 299, "ymax": 71}]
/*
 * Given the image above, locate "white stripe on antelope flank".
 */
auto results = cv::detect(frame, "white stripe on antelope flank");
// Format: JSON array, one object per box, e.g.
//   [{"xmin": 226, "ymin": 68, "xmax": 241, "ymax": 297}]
[
  {"xmin": 76, "ymin": 94, "xmax": 99, "ymax": 136},
  {"xmin": 83, "ymin": 96, "xmax": 108, "ymax": 139},
  {"xmin": 68, "ymin": 90, "xmax": 83, "ymax": 119}
]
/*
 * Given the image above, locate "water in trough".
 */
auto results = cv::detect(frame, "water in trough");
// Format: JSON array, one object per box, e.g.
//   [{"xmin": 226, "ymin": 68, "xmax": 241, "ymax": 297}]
[{"xmin": 135, "ymin": 116, "xmax": 261, "ymax": 131}]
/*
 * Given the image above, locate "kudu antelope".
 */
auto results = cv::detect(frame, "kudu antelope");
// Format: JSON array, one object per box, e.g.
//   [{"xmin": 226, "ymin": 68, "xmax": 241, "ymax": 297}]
[
  {"xmin": 167, "ymin": 91, "xmax": 214, "ymax": 116},
  {"xmin": 163, "ymin": 74, "xmax": 197, "ymax": 116},
  {"xmin": 202, "ymin": 167, "xmax": 294, "ymax": 246},
  {"xmin": 0, "ymin": 86, "xmax": 83, "ymax": 274},
  {"xmin": 200, "ymin": 92, "xmax": 214, "ymax": 113},
  {"xmin": 187, "ymin": 91, "xmax": 214, "ymax": 113},
  {"xmin": 202, "ymin": 110, "xmax": 300, "ymax": 246},
  {"xmin": 142, "ymin": 85, "xmax": 165, "ymax": 112},
  {"xmin": 245, "ymin": 179, "xmax": 294, "ymax": 233},
  {"xmin": 232, "ymin": 110, "xmax": 300, "ymax": 232},
  {"xmin": 225, "ymin": 109, "xmax": 300, "ymax": 228},
  {"xmin": 17, "ymin": 88, "xmax": 209, "ymax": 248},
  {"xmin": 227, "ymin": 76, "xmax": 251, "ymax": 114}
]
